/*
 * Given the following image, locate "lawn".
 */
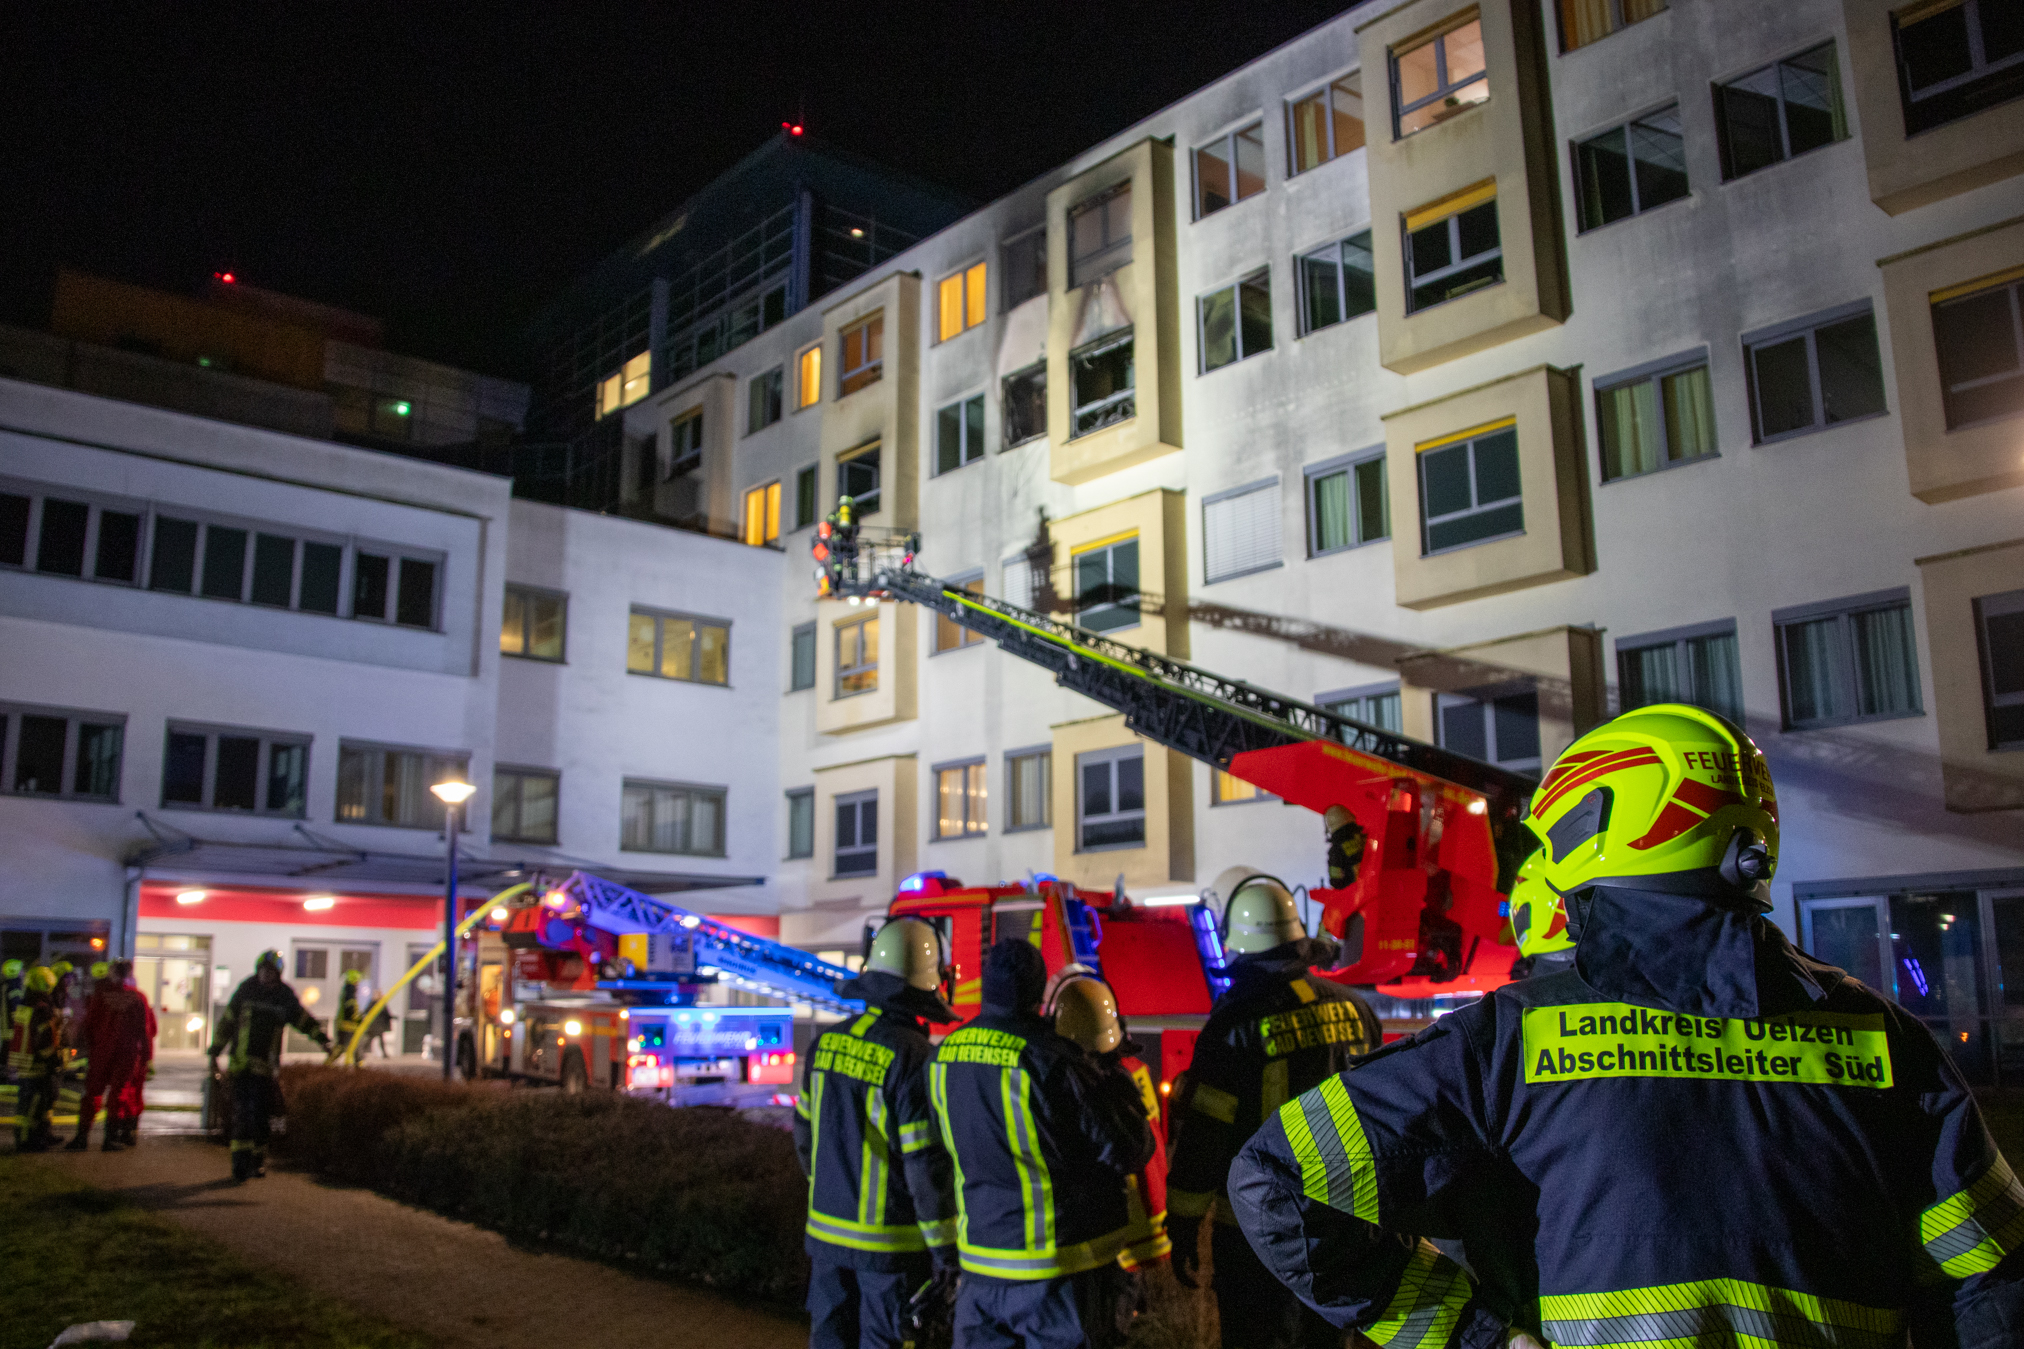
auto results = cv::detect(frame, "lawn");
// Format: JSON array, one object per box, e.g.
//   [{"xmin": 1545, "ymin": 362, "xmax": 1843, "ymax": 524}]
[{"xmin": 0, "ymin": 1155, "xmax": 429, "ymax": 1349}]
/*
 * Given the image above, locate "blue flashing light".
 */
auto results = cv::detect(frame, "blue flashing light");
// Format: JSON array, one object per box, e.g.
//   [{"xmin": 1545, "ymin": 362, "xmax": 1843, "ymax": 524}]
[
  {"xmin": 1902, "ymin": 956, "xmax": 1930, "ymax": 998},
  {"xmin": 898, "ymin": 870, "xmax": 949, "ymax": 894}
]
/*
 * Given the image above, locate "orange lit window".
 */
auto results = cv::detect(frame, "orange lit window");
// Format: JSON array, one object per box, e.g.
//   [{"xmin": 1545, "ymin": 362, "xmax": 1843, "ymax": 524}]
[
  {"xmin": 598, "ymin": 351, "xmax": 651, "ymax": 419},
  {"xmin": 797, "ymin": 345, "xmax": 822, "ymax": 409},
  {"xmin": 938, "ymin": 263, "xmax": 987, "ymax": 341},
  {"xmin": 742, "ymin": 481, "xmax": 782, "ymax": 547},
  {"xmin": 840, "ymin": 315, "xmax": 883, "ymax": 396}
]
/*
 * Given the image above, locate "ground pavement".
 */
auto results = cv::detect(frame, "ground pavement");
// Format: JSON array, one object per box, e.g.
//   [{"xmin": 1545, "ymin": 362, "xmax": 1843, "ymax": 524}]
[{"xmin": 42, "ymin": 1134, "xmax": 806, "ymax": 1349}]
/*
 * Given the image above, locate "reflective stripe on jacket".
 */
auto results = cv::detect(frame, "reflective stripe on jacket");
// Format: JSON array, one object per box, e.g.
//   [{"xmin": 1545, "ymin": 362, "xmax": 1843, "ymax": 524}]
[
  {"xmin": 1230, "ymin": 941, "xmax": 2024, "ymax": 1349},
  {"xmin": 7, "ymin": 995, "xmax": 60, "ymax": 1075},
  {"xmin": 1168, "ymin": 956, "xmax": 1379, "ymax": 1225},
  {"xmin": 794, "ymin": 1005, "xmax": 957, "ymax": 1268},
  {"xmin": 928, "ymin": 1010, "xmax": 1154, "ymax": 1281}
]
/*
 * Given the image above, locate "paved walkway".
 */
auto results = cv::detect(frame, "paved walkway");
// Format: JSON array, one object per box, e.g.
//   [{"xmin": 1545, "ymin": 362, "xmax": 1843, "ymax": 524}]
[{"xmin": 42, "ymin": 1136, "xmax": 806, "ymax": 1349}]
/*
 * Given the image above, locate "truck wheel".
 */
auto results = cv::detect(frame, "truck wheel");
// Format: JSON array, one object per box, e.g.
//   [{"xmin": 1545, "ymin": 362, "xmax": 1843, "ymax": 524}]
[
  {"xmin": 561, "ymin": 1048, "xmax": 588, "ymax": 1095},
  {"xmin": 457, "ymin": 1034, "xmax": 478, "ymax": 1082}
]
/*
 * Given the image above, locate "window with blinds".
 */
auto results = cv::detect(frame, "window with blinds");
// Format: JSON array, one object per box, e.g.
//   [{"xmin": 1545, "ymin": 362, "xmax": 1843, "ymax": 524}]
[{"xmin": 1203, "ymin": 480, "xmax": 1282, "ymax": 583}]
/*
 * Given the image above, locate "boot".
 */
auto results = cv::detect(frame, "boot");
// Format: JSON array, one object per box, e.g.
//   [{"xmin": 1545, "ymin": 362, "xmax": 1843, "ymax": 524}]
[
  {"xmin": 230, "ymin": 1147, "xmax": 254, "ymax": 1182},
  {"xmin": 101, "ymin": 1130, "xmax": 124, "ymax": 1151},
  {"xmin": 64, "ymin": 1131, "xmax": 89, "ymax": 1151}
]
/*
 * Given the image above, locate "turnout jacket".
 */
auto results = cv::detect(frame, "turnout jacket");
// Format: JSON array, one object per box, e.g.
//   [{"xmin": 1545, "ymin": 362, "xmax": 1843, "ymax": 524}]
[
  {"xmin": 208, "ymin": 976, "xmax": 325, "ymax": 1075},
  {"xmin": 795, "ymin": 1000, "xmax": 958, "ymax": 1269},
  {"xmin": 1169, "ymin": 943, "xmax": 1381, "ymax": 1225},
  {"xmin": 929, "ymin": 1009, "xmax": 1156, "ymax": 1280},
  {"xmin": 1231, "ymin": 882, "xmax": 2024, "ymax": 1349},
  {"xmin": 7, "ymin": 991, "xmax": 61, "ymax": 1075}
]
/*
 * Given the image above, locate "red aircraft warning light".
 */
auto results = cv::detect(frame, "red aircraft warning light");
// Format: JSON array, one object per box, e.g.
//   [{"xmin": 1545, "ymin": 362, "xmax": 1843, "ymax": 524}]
[{"xmin": 781, "ymin": 122, "xmax": 804, "ymax": 136}]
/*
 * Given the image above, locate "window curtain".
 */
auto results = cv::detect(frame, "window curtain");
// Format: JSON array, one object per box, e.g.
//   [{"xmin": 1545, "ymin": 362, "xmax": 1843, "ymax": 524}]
[
  {"xmin": 1314, "ymin": 472, "xmax": 1352, "ymax": 551},
  {"xmin": 1622, "ymin": 643, "xmax": 1683, "ymax": 709},
  {"xmin": 1854, "ymin": 607, "xmax": 1921, "ymax": 716},
  {"xmin": 1600, "ymin": 381, "xmax": 1662, "ymax": 477},
  {"xmin": 1690, "ymin": 633, "xmax": 1744, "ymax": 723},
  {"xmin": 1783, "ymin": 618, "xmax": 1847, "ymax": 723},
  {"xmin": 1662, "ymin": 366, "xmax": 1717, "ymax": 460},
  {"xmin": 1561, "ymin": 0, "xmax": 1615, "ymax": 49}
]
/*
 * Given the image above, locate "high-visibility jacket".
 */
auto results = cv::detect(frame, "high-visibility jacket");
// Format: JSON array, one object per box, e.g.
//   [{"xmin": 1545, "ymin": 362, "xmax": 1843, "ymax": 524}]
[
  {"xmin": 7, "ymin": 992, "xmax": 60, "ymax": 1076},
  {"xmin": 208, "ymin": 977, "xmax": 325, "ymax": 1075},
  {"xmin": 929, "ymin": 1010, "xmax": 1155, "ymax": 1281},
  {"xmin": 1169, "ymin": 947, "xmax": 1380, "ymax": 1226},
  {"xmin": 794, "ymin": 1004, "xmax": 957, "ymax": 1268},
  {"xmin": 337, "ymin": 983, "xmax": 363, "ymax": 1038},
  {"xmin": 1230, "ymin": 884, "xmax": 2024, "ymax": 1349},
  {"xmin": 1113, "ymin": 1050, "xmax": 1171, "ymax": 1269}
]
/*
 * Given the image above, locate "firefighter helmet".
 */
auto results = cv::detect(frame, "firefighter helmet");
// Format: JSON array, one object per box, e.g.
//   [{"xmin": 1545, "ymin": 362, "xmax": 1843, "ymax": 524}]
[
  {"xmin": 2, "ymin": 959, "xmax": 21, "ymax": 979},
  {"xmin": 25, "ymin": 965, "xmax": 56, "ymax": 994},
  {"xmin": 343, "ymin": 969, "xmax": 363, "ymax": 985},
  {"xmin": 866, "ymin": 918, "xmax": 945, "ymax": 993},
  {"xmin": 1219, "ymin": 870, "xmax": 1305, "ymax": 954},
  {"xmin": 1527, "ymin": 704, "xmax": 1778, "ymax": 900},
  {"xmin": 1050, "ymin": 976, "xmax": 1123, "ymax": 1054},
  {"xmin": 255, "ymin": 949, "xmax": 285, "ymax": 976},
  {"xmin": 51, "ymin": 960, "xmax": 72, "ymax": 977},
  {"xmin": 1508, "ymin": 850, "xmax": 1573, "ymax": 958},
  {"xmin": 89, "ymin": 961, "xmax": 110, "ymax": 980}
]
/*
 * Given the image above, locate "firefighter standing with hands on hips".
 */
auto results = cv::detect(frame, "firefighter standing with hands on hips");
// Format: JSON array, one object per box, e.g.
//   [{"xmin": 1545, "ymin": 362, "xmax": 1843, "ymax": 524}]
[
  {"xmin": 1167, "ymin": 868, "xmax": 1381, "ymax": 1349},
  {"xmin": 208, "ymin": 949, "xmax": 330, "ymax": 1181},
  {"xmin": 796, "ymin": 918, "xmax": 960, "ymax": 1349},
  {"xmin": 930, "ymin": 938, "xmax": 1154, "ymax": 1349},
  {"xmin": 1232, "ymin": 704, "xmax": 2024, "ymax": 1349}
]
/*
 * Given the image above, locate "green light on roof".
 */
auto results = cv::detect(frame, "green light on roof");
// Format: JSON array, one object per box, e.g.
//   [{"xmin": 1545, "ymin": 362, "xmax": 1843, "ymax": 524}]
[{"xmin": 391, "ymin": 401, "xmax": 412, "ymax": 416}]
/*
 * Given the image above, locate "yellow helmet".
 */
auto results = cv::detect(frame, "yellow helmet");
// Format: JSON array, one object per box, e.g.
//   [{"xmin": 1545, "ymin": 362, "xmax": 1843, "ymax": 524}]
[
  {"xmin": 1051, "ymin": 976, "xmax": 1123, "ymax": 1054},
  {"xmin": 1528, "ymin": 704, "xmax": 1778, "ymax": 898},
  {"xmin": 1508, "ymin": 850, "xmax": 1573, "ymax": 958},
  {"xmin": 25, "ymin": 965, "xmax": 56, "ymax": 994},
  {"xmin": 90, "ymin": 961, "xmax": 111, "ymax": 980},
  {"xmin": 865, "ymin": 918, "xmax": 945, "ymax": 992},
  {"xmin": 343, "ymin": 969, "xmax": 363, "ymax": 985}
]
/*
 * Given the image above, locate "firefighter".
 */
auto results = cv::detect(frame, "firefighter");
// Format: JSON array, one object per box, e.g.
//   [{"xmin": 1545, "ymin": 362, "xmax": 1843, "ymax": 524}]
[
  {"xmin": 1231, "ymin": 704, "xmax": 2024, "ymax": 1349},
  {"xmin": 0, "ymin": 958, "xmax": 22, "ymax": 1081},
  {"xmin": 8, "ymin": 965, "xmax": 64, "ymax": 1151},
  {"xmin": 795, "ymin": 917, "xmax": 960, "ymax": 1349},
  {"xmin": 1167, "ymin": 868, "xmax": 1381, "ymax": 1349},
  {"xmin": 69, "ymin": 959, "xmax": 153, "ymax": 1151},
  {"xmin": 208, "ymin": 949, "xmax": 330, "ymax": 1181},
  {"xmin": 335, "ymin": 968, "xmax": 365, "ymax": 1064},
  {"xmin": 1322, "ymin": 805, "xmax": 1366, "ymax": 891},
  {"xmin": 930, "ymin": 938, "xmax": 1154, "ymax": 1349}
]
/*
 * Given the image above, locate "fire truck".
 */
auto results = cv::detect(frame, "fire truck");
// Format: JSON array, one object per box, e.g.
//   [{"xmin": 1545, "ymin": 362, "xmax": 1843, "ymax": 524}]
[
  {"xmin": 461, "ymin": 870, "xmax": 860, "ymax": 1105},
  {"xmin": 815, "ymin": 505, "xmax": 1544, "ymax": 1087}
]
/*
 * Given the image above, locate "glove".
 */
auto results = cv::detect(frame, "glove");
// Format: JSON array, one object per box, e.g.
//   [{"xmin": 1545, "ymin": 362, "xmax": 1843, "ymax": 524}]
[
  {"xmin": 931, "ymin": 1245, "xmax": 960, "ymax": 1279},
  {"xmin": 1170, "ymin": 1215, "xmax": 1204, "ymax": 1289}
]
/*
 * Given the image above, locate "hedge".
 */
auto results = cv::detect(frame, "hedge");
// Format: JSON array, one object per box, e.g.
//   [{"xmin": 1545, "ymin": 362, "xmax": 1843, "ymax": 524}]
[{"xmin": 275, "ymin": 1066, "xmax": 809, "ymax": 1304}]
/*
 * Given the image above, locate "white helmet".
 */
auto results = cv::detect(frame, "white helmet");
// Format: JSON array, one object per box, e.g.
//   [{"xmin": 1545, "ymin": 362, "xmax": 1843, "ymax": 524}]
[
  {"xmin": 1214, "ymin": 865, "xmax": 1305, "ymax": 954},
  {"xmin": 865, "ymin": 918, "xmax": 945, "ymax": 992}
]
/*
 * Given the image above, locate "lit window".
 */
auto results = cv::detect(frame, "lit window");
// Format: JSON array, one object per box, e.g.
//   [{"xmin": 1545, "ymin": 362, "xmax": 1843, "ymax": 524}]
[
  {"xmin": 1069, "ymin": 185, "xmax": 1132, "ymax": 289},
  {"xmin": 1071, "ymin": 333, "xmax": 1135, "ymax": 437},
  {"xmin": 1974, "ymin": 588, "xmax": 2024, "ymax": 750},
  {"xmin": 1213, "ymin": 770, "xmax": 1272, "ymax": 804},
  {"xmin": 1417, "ymin": 418, "xmax": 1523, "ymax": 555},
  {"xmin": 836, "ymin": 613, "xmax": 879, "ymax": 696},
  {"xmin": 935, "ymin": 760, "xmax": 988, "ymax": 839},
  {"xmin": 621, "ymin": 780, "xmax": 725, "ymax": 856},
  {"xmin": 492, "ymin": 768, "xmax": 559, "ymax": 845},
  {"xmin": 1932, "ymin": 270, "xmax": 2024, "ymax": 430},
  {"xmin": 1299, "ymin": 231, "xmax": 1376, "ymax": 336},
  {"xmin": 1077, "ymin": 746, "xmax": 1145, "ymax": 850},
  {"xmin": 938, "ymin": 263, "xmax": 988, "ymax": 341},
  {"xmin": 936, "ymin": 395, "xmax": 986, "ymax": 474},
  {"xmin": 501, "ymin": 584, "xmax": 567, "ymax": 661},
  {"xmin": 1558, "ymin": 0, "xmax": 1666, "ymax": 52},
  {"xmin": 749, "ymin": 367, "xmax": 783, "ymax": 432},
  {"xmin": 335, "ymin": 742, "xmax": 468, "ymax": 828},
  {"xmin": 627, "ymin": 608, "xmax": 731, "ymax": 685},
  {"xmin": 835, "ymin": 790, "xmax": 879, "ymax": 876},
  {"xmin": 1774, "ymin": 590, "xmax": 1922, "ymax": 730},
  {"xmin": 1574, "ymin": 105, "xmax": 1689, "ymax": 232},
  {"xmin": 1200, "ymin": 270, "xmax": 1273, "ymax": 372},
  {"xmin": 1894, "ymin": 0, "xmax": 2024, "ymax": 136},
  {"xmin": 1744, "ymin": 304, "xmax": 1886, "ymax": 444},
  {"xmin": 1393, "ymin": 15, "xmax": 1489, "ymax": 137},
  {"xmin": 838, "ymin": 441, "xmax": 881, "ymax": 516},
  {"xmin": 1596, "ymin": 354, "xmax": 1716, "ymax": 481},
  {"xmin": 797, "ymin": 345, "xmax": 822, "ymax": 409},
  {"xmin": 1617, "ymin": 621, "xmax": 1743, "ymax": 724},
  {"xmin": 935, "ymin": 576, "xmax": 985, "ymax": 653},
  {"xmin": 1306, "ymin": 450, "xmax": 1389, "ymax": 556},
  {"xmin": 1437, "ymin": 688, "xmax": 1541, "ymax": 773},
  {"xmin": 1194, "ymin": 122, "xmax": 1266, "ymax": 219},
  {"xmin": 1074, "ymin": 534, "xmax": 1139, "ymax": 633},
  {"xmin": 598, "ymin": 351, "xmax": 651, "ymax": 418},
  {"xmin": 840, "ymin": 315, "xmax": 883, "ymax": 396},
  {"xmin": 742, "ymin": 482, "xmax": 782, "ymax": 548},
  {"xmin": 161, "ymin": 723, "xmax": 306, "ymax": 816},
  {"xmin": 1715, "ymin": 42, "xmax": 1847, "ymax": 181},
  {"xmin": 1289, "ymin": 75, "xmax": 1364, "ymax": 174},
  {"xmin": 1405, "ymin": 185, "xmax": 1502, "ymax": 312},
  {"xmin": 1006, "ymin": 749, "xmax": 1051, "ymax": 830}
]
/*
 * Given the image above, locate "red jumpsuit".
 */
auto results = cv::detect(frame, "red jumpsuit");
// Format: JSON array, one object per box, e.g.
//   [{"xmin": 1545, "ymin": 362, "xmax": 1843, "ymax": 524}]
[{"xmin": 79, "ymin": 978, "xmax": 153, "ymax": 1136}]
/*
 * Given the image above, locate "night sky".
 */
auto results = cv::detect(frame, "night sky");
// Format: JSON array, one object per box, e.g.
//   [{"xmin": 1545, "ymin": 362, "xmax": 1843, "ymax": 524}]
[{"xmin": 2, "ymin": 3, "xmax": 1351, "ymax": 381}]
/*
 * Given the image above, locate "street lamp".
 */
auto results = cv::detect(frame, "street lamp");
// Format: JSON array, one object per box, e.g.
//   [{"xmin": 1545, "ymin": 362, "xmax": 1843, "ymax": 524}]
[{"xmin": 431, "ymin": 778, "xmax": 478, "ymax": 1081}]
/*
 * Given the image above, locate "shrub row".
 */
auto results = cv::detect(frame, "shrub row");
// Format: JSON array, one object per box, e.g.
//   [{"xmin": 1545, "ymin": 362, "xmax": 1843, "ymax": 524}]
[{"xmin": 275, "ymin": 1066, "xmax": 809, "ymax": 1305}]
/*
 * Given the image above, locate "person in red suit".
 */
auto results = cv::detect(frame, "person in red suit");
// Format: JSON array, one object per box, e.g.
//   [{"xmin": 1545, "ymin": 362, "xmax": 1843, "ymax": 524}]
[{"xmin": 67, "ymin": 958, "xmax": 154, "ymax": 1151}]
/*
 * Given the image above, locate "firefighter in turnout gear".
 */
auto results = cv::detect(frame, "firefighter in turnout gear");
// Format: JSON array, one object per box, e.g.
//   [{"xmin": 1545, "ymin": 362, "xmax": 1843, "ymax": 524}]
[
  {"xmin": 208, "ymin": 949, "xmax": 330, "ymax": 1180},
  {"xmin": 336, "ymin": 968, "xmax": 365, "ymax": 1065},
  {"xmin": 1167, "ymin": 869, "xmax": 1381, "ymax": 1349},
  {"xmin": 1232, "ymin": 704, "xmax": 2024, "ymax": 1349},
  {"xmin": 0, "ymin": 959, "xmax": 23, "ymax": 1081},
  {"xmin": 796, "ymin": 918, "xmax": 960, "ymax": 1349},
  {"xmin": 9, "ymin": 965, "xmax": 64, "ymax": 1151},
  {"xmin": 931, "ymin": 939, "xmax": 1155, "ymax": 1349}
]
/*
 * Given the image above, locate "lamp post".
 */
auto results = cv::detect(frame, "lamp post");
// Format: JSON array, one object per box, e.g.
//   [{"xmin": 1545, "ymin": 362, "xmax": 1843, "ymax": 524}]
[{"xmin": 431, "ymin": 779, "xmax": 478, "ymax": 1081}]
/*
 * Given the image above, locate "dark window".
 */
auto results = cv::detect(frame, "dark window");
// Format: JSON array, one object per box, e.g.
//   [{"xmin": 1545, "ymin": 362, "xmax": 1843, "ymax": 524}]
[
  {"xmin": 268, "ymin": 742, "xmax": 307, "ymax": 814},
  {"xmin": 1575, "ymin": 105, "xmax": 1690, "ymax": 231},
  {"xmin": 1007, "ymin": 749, "xmax": 1052, "ymax": 830},
  {"xmin": 1437, "ymin": 688, "xmax": 1541, "ymax": 773},
  {"xmin": 749, "ymin": 368, "xmax": 784, "ymax": 433},
  {"xmin": 250, "ymin": 534, "xmax": 294, "ymax": 607},
  {"xmin": 1596, "ymin": 355, "xmax": 1718, "ymax": 480},
  {"xmin": 1558, "ymin": 0, "xmax": 1667, "ymax": 51},
  {"xmin": 2, "ymin": 704, "xmax": 125, "ymax": 801},
  {"xmin": 1308, "ymin": 450, "xmax": 1389, "ymax": 555},
  {"xmin": 787, "ymin": 788, "xmax": 815, "ymax": 858},
  {"xmin": 396, "ymin": 558, "xmax": 437, "ymax": 628},
  {"xmin": 15, "ymin": 716, "xmax": 67, "ymax": 794},
  {"xmin": 1004, "ymin": 364, "xmax": 1047, "ymax": 447},
  {"xmin": 1288, "ymin": 75, "xmax": 1365, "ymax": 174},
  {"xmin": 840, "ymin": 316, "xmax": 884, "ymax": 396},
  {"xmin": 1195, "ymin": 122, "xmax": 1266, "ymax": 219},
  {"xmin": 160, "ymin": 724, "xmax": 310, "ymax": 816},
  {"xmin": 1075, "ymin": 536, "xmax": 1140, "ymax": 633},
  {"xmin": 353, "ymin": 553, "xmax": 390, "ymax": 620},
  {"xmin": 335, "ymin": 742, "xmax": 468, "ymax": 828},
  {"xmin": 1069, "ymin": 185, "xmax": 1133, "ymax": 289},
  {"xmin": 1894, "ymin": 0, "xmax": 2024, "ymax": 137},
  {"xmin": 1200, "ymin": 270, "xmax": 1274, "ymax": 372},
  {"xmin": 1418, "ymin": 422, "xmax": 1523, "ymax": 554},
  {"xmin": 1774, "ymin": 590, "xmax": 1922, "ymax": 730},
  {"xmin": 201, "ymin": 526, "xmax": 247, "ymax": 600},
  {"xmin": 501, "ymin": 586, "xmax": 566, "ymax": 661},
  {"xmin": 1716, "ymin": 43, "xmax": 1847, "ymax": 181},
  {"xmin": 936, "ymin": 394, "xmax": 987, "ymax": 473},
  {"xmin": 795, "ymin": 465, "xmax": 819, "ymax": 530},
  {"xmin": 492, "ymin": 768, "xmax": 560, "ymax": 844},
  {"xmin": 73, "ymin": 723, "xmax": 121, "ymax": 798},
  {"xmin": 1077, "ymin": 746, "xmax": 1145, "ymax": 850},
  {"xmin": 1745, "ymin": 305, "xmax": 1887, "ymax": 443},
  {"xmin": 835, "ymin": 790, "xmax": 879, "ymax": 876},
  {"xmin": 93, "ymin": 511, "xmax": 140, "ymax": 583},
  {"xmin": 1071, "ymin": 333, "xmax": 1135, "ymax": 437},
  {"xmin": 669, "ymin": 411, "xmax": 704, "ymax": 478},
  {"xmin": 1393, "ymin": 15, "xmax": 1490, "ymax": 136},
  {"xmin": 838, "ymin": 443, "xmax": 881, "ymax": 516},
  {"xmin": 149, "ymin": 517, "xmax": 198, "ymax": 593},
  {"xmin": 1002, "ymin": 229, "xmax": 1048, "ymax": 308},
  {"xmin": 213, "ymin": 736, "xmax": 259, "ymax": 811},
  {"xmin": 1299, "ymin": 232, "xmax": 1376, "ymax": 336},
  {"xmin": 1319, "ymin": 684, "xmax": 1404, "ymax": 733},
  {"xmin": 1618, "ymin": 622, "xmax": 1744, "ymax": 723},
  {"xmin": 296, "ymin": 948, "xmax": 328, "ymax": 981},
  {"xmin": 36, "ymin": 499, "xmax": 88, "ymax": 576},
  {"xmin": 163, "ymin": 732, "xmax": 207, "ymax": 804},
  {"xmin": 1406, "ymin": 194, "xmax": 1502, "ymax": 312},
  {"xmin": 790, "ymin": 622, "xmax": 817, "ymax": 691},
  {"xmin": 0, "ymin": 493, "xmax": 28, "ymax": 566},
  {"xmin": 1933, "ymin": 273, "xmax": 2024, "ymax": 429},
  {"xmin": 299, "ymin": 542, "xmax": 342, "ymax": 614},
  {"xmin": 1975, "ymin": 587, "xmax": 2024, "ymax": 750}
]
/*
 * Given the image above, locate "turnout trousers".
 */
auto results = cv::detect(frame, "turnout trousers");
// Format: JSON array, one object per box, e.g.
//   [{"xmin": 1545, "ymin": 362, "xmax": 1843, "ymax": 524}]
[
  {"xmin": 953, "ymin": 1266, "xmax": 1131, "ymax": 1349},
  {"xmin": 806, "ymin": 1250, "xmax": 929, "ymax": 1349},
  {"xmin": 1210, "ymin": 1225, "xmax": 1338, "ymax": 1349},
  {"xmin": 229, "ymin": 1073, "xmax": 278, "ymax": 1178}
]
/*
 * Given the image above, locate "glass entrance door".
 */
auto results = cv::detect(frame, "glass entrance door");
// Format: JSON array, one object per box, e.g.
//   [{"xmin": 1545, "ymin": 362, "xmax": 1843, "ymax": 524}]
[
  {"xmin": 288, "ymin": 941, "xmax": 377, "ymax": 1052},
  {"xmin": 133, "ymin": 933, "xmax": 212, "ymax": 1050},
  {"xmin": 1889, "ymin": 891, "xmax": 1989, "ymax": 1081},
  {"xmin": 1985, "ymin": 891, "xmax": 2024, "ymax": 1084},
  {"xmin": 1799, "ymin": 897, "xmax": 1889, "ymax": 992}
]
